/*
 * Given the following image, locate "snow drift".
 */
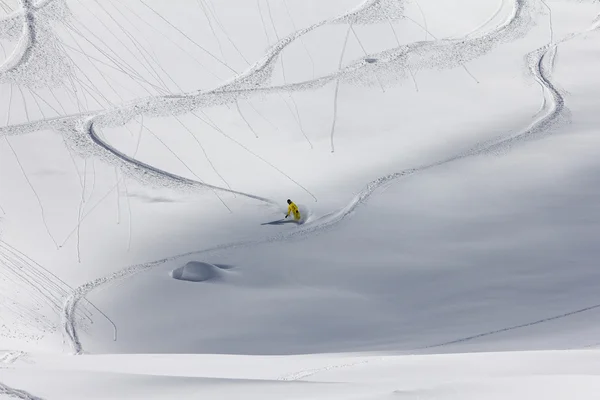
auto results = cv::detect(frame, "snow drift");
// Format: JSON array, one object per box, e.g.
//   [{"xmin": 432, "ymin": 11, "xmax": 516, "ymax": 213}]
[{"xmin": 170, "ymin": 261, "xmax": 227, "ymax": 283}]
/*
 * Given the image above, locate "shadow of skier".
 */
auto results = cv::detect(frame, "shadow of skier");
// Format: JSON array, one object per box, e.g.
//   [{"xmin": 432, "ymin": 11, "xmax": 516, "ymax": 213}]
[{"xmin": 261, "ymin": 219, "xmax": 300, "ymax": 226}]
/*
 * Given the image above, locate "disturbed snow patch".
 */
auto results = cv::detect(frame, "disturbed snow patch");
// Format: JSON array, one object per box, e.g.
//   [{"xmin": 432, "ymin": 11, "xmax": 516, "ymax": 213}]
[{"xmin": 170, "ymin": 262, "xmax": 230, "ymax": 283}]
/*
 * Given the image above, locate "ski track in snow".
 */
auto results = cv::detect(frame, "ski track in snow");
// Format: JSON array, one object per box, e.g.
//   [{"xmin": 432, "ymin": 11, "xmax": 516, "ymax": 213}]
[
  {"xmin": 278, "ymin": 302, "xmax": 600, "ymax": 382},
  {"xmin": 0, "ymin": 382, "xmax": 45, "ymax": 400},
  {"xmin": 421, "ymin": 303, "xmax": 600, "ymax": 351},
  {"xmin": 0, "ymin": 0, "xmax": 597, "ymax": 355},
  {"xmin": 0, "ymin": 240, "xmax": 94, "ymax": 344},
  {"xmin": 0, "ymin": 350, "xmax": 26, "ymax": 365}
]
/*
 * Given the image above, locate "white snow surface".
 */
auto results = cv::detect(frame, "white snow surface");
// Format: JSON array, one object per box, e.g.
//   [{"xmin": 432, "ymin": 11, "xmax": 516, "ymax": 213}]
[{"xmin": 1, "ymin": 0, "xmax": 600, "ymax": 398}]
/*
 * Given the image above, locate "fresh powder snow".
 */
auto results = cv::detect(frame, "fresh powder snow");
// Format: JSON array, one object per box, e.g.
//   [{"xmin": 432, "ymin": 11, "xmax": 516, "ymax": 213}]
[{"xmin": 0, "ymin": 0, "xmax": 600, "ymax": 398}]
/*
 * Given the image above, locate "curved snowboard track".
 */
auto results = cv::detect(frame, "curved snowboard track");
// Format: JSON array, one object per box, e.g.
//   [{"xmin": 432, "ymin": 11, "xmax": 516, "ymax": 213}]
[{"xmin": 87, "ymin": 122, "xmax": 279, "ymax": 205}]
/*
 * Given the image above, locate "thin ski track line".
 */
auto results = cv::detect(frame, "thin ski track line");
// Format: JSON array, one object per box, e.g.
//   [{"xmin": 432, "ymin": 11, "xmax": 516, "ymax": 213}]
[
  {"xmin": 60, "ymin": 25, "xmax": 125, "ymax": 103},
  {"xmin": 387, "ymin": 17, "xmax": 401, "ymax": 47},
  {"xmin": 248, "ymin": 101, "xmax": 280, "ymax": 132},
  {"xmin": 60, "ymin": 134, "xmax": 84, "ymax": 189},
  {"xmin": 350, "ymin": 24, "xmax": 385, "ymax": 92},
  {"xmin": 73, "ymin": 0, "xmax": 161, "ymax": 87},
  {"xmin": 196, "ymin": 0, "xmax": 225, "ymax": 60},
  {"xmin": 137, "ymin": 0, "xmax": 237, "ymax": 75},
  {"xmin": 88, "ymin": 122, "xmax": 273, "ymax": 205},
  {"xmin": 403, "ymin": 15, "xmax": 436, "ymax": 40},
  {"xmin": 421, "ymin": 303, "xmax": 600, "ymax": 351},
  {"xmin": 58, "ymin": 177, "xmax": 124, "ymax": 248},
  {"xmin": 113, "ymin": 0, "xmax": 223, "ymax": 82},
  {"xmin": 330, "ymin": 80, "xmax": 341, "ymax": 153},
  {"xmin": 5, "ymin": 83, "xmax": 12, "ymax": 126},
  {"xmin": 0, "ymin": 239, "xmax": 100, "ymax": 338},
  {"xmin": 4, "ymin": 135, "xmax": 59, "ymax": 249},
  {"xmin": 191, "ymin": 110, "xmax": 317, "ymax": 201},
  {"xmin": 264, "ymin": 0, "xmax": 284, "ymax": 79},
  {"xmin": 257, "ymin": 0, "xmax": 271, "ymax": 45},
  {"xmin": 48, "ymin": 88, "xmax": 67, "ymax": 115},
  {"xmin": 123, "ymin": 176, "xmax": 133, "ymax": 251},
  {"xmin": 60, "ymin": 3, "xmax": 590, "ymax": 354},
  {"xmin": 103, "ymin": 0, "xmax": 183, "ymax": 93},
  {"xmin": 289, "ymin": 94, "xmax": 313, "ymax": 149},
  {"xmin": 201, "ymin": 0, "xmax": 250, "ymax": 65},
  {"xmin": 17, "ymin": 85, "xmax": 29, "ymax": 122},
  {"xmin": 278, "ymin": 92, "xmax": 313, "ymax": 148},
  {"xmin": 235, "ymin": 99, "xmax": 259, "ymax": 138},
  {"xmin": 27, "ymin": 88, "xmax": 46, "ymax": 120},
  {"xmin": 283, "ymin": 0, "xmax": 315, "ymax": 78},
  {"xmin": 64, "ymin": 20, "xmax": 160, "ymax": 97},
  {"xmin": 68, "ymin": 21, "xmax": 161, "ymax": 98},
  {"xmin": 86, "ymin": 0, "xmax": 171, "ymax": 93},
  {"xmin": 28, "ymin": 89, "xmax": 61, "ymax": 117},
  {"xmin": 173, "ymin": 114, "xmax": 235, "ymax": 193},
  {"xmin": 134, "ymin": 114, "xmax": 143, "ymax": 156},
  {"xmin": 86, "ymin": 159, "xmax": 96, "ymax": 204},
  {"xmin": 61, "ymin": 18, "xmax": 172, "ymax": 94},
  {"xmin": 76, "ymin": 159, "xmax": 87, "ymax": 263},
  {"xmin": 54, "ymin": 41, "xmax": 112, "ymax": 109},
  {"xmin": 409, "ymin": 67, "xmax": 419, "ymax": 92},
  {"xmin": 540, "ymin": 0, "xmax": 554, "ymax": 42},
  {"xmin": 458, "ymin": 0, "xmax": 505, "ymax": 40},
  {"xmin": 412, "ymin": 0, "xmax": 428, "ymax": 40},
  {"xmin": 65, "ymin": 73, "xmax": 84, "ymax": 113},
  {"xmin": 330, "ymin": 25, "xmax": 352, "ymax": 153},
  {"xmin": 278, "ymin": 303, "xmax": 600, "ymax": 382},
  {"xmin": 114, "ymin": 167, "xmax": 120, "ymax": 224},
  {"xmin": 140, "ymin": 124, "xmax": 232, "ymax": 213},
  {"xmin": 0, "ymin": 240, "xmax": 71, "ymax": 315},
  {"xmin": 462, "ymin": 65, "xmax": 480, "ymax": 84}
]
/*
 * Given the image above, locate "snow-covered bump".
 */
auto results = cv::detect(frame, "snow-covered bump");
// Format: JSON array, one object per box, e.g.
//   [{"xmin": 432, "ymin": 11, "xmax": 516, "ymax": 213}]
[{"xmin": 170, "ymin": 262, "xmax": 226, "ymax": 283}]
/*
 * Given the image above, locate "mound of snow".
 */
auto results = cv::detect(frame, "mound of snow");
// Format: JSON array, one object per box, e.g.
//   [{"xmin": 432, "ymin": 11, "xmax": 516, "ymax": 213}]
[{"xmin": 170, "ymin": 262, "xmax": 225, "ymax": 283}]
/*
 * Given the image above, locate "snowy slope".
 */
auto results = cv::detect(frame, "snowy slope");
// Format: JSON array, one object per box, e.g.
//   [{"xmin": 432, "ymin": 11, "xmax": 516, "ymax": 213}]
[
  {"xmin": 1, "ymin": 0, "xmax": 600, "ymax": 398},
  {"xmin": 2, "ymin": 350, "xmax": 600, "ymax": 399}
]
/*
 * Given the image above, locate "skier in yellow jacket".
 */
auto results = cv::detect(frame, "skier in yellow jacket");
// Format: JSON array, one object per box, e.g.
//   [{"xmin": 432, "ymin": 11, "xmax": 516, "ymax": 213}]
[{"xmin": 285, "ymin": 199, "xmax": 301, "ymax": 221}]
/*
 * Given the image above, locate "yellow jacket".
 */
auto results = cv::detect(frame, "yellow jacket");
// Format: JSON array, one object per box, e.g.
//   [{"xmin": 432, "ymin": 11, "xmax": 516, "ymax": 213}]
[{"xmin": 286, "ymin": 202, "xmax": 301, "ymax": 220}]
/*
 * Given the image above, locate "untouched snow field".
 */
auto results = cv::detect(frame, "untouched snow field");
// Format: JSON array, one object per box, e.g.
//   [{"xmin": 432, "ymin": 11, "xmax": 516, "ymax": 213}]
[{"xmin": 1, "ymin": 0, "xmax": 600, "ymax": 398}]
